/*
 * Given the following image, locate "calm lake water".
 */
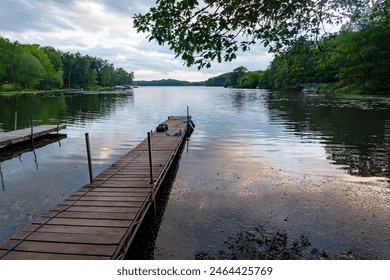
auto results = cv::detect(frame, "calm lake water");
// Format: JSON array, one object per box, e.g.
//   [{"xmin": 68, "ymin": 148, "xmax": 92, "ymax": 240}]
[{"xmin": 0, "ymin": 87, "xmax": 389, "ymax": 259}]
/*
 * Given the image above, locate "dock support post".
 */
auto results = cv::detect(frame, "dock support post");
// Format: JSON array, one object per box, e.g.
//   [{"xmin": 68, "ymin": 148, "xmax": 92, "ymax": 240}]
[
  {"xmin": 57, "ymin": 122, "xmax": 62, "ymax": 147},
  {"xmin": 85, "ymin": 133, "xmax": 94, "ymax": 183},
  {"xmin": 14, "ymin": 111, "xmax": 17, "ymax": 130},
  {"xmin": 147, "ymin": 132, "xmax": 154, "ymax": 184},
  {"xmin": 30, "ymin": 116, "xmax": 34, "ymax": 145}
]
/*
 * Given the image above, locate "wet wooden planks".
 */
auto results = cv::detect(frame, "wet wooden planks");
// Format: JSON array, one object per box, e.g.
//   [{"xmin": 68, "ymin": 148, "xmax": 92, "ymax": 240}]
[
  {"xmin": 0, "ymin": 116, "xmax": 191, "ymax": 260},
  {"xmin": 0, "ymin": 124, "xmax": 66, "ymax": 148}
]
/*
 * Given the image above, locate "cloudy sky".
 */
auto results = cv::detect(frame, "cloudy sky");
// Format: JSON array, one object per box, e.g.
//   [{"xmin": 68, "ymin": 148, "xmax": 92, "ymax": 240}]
[{"xmin": 0, "ymin": 0, "xmax": 273, "ymax": 82}]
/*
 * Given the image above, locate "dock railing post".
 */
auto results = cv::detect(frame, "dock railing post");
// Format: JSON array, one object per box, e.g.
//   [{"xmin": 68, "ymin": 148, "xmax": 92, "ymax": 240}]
[
  {"xmin": 147, "ymin": 132, "xmax": 154, "ymax": 184},
  {"xmin": 85, "ymin": 133, "xmax": 94, "ymax": 183}
]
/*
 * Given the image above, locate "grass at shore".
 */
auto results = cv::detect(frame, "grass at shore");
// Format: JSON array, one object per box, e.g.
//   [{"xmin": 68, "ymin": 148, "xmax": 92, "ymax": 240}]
[{"xmin": 0, "ymin": 84, "xmax": 112, "ymax": 94}]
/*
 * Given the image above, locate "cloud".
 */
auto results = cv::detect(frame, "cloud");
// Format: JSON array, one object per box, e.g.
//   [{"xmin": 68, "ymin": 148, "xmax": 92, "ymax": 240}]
[
  {"xmin": 0, "ymin": 0, "xmax": 73, "ymax": 32},
  {"xmin": 0, "ymin": 0, "xmax": 273, "ymax": 82},
  {"xmin": 99, "ymin": 0, "xmax": 156, "ymax": 15}
]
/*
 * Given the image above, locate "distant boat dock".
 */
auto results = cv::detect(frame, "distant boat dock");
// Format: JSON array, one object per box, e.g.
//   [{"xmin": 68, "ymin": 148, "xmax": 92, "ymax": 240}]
[{"xmin": 0, "ymin": 116, "xmax": 193, "ymax": 259}]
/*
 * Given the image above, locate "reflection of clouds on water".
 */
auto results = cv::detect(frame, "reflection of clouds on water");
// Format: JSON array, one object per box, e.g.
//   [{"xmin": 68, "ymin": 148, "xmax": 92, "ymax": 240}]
[
  {"xmin": 96, "ymin": 146, "xmax": 111, "ymax": 162},
  {"xmin": 155, "ymin": 156, "xmax": 390, "ymax": 259}
]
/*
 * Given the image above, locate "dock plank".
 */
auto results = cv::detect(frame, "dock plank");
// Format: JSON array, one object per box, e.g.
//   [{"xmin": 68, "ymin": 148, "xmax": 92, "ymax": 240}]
[
  {"xmin": 0, "ymin": 250, "xmax": 110, "ymax": 260},
  {"xmin": 0, "ymin": 240, "xmax": 117, "ymax": 257},
  {"xmin": 42, "ymin": 210, "xmax": 136, "ymax": 220},
  {"xmin": 60, "ymin": 200, "xmax": 144, "ymax": 208},
  {"xmin": 72, "ymin": 191, "xmax": 149, "ymax": 198},
  {"xmin": 11, "ymin": 232, "xmax": 123, "ymax": 245},
  {"xmin": 33, "ymin": 217, "xmax": 131, "ymax": 228},
  {"xmin": 50, "ymin": 205, "xmax": 141, "ymax": 213},
  {"xmin": 66, "ymin": 195, "xmax": 147, "ymax": 202},
  {"xmin": 22, "ymin": 224, "xmax": 127, "ymax": 235}
]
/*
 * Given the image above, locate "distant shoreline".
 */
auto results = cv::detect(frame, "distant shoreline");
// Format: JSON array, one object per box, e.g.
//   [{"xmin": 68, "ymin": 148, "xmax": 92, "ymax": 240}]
[{"xmin": 133, "ymin": 79, "xmax": 205, "ymax": 87}]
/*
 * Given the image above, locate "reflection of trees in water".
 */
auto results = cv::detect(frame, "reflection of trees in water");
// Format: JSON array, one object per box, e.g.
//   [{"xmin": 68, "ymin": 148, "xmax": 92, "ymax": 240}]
[
  {"xmin": 0, "ymin": 93, "xmax": 67, "ymax": 131},
  {"xmin": 227, "ymin": 90, "xmax": 266, "ymax": 112},
  {"xmin": 266, "ymin": 91, "xmax": 390, "ymax": 179},
  {"xmin": 64, "ymin": 92, "xmax": 133, "ymax": 124},
  {"xmin": 0, "ymin": 91, "xmax": 133, "ymax": 131},
  {"xmin": 325, "ymin": 144, "xmax": 390, "ymax": 177}
]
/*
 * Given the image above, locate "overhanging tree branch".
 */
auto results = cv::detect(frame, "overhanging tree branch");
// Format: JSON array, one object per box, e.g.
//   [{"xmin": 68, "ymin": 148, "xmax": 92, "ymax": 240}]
[{"xmin": 133, "ymin": 0, "xmax": 370, "ymax": 69}]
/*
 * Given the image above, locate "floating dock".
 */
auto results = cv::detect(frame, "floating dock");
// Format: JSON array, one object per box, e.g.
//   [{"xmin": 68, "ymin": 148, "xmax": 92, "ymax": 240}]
[
  {"xmin": 0, "ymin": 116, "xmax": 193, "ymax": 259},
  {"xmin": 0, "ymin": 124, "xmax": 66, "ymax": 148}
]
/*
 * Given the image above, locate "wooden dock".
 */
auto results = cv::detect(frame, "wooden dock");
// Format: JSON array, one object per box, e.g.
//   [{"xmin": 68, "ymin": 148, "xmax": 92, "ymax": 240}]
[
  {"xmin": 0, "ymin": 124, "xmax": 66, "ymax": 148},
  {"xmin": 0, "ymin": 116, "xmax": 193, "ymax": 259}
]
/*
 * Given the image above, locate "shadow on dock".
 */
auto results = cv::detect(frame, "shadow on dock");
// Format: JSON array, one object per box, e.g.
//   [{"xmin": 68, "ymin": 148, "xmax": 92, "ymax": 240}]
[{"xmin": 125, "ymin": 138, "xmax": 189, "ymax": 259}]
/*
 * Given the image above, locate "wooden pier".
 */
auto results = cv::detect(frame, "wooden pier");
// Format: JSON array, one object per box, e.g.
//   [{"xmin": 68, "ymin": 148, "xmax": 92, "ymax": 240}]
[
  {"xmin": 0, "ymin": 124, "xmax": 66, "ymax": 148},
  {"xmin": 0, "ymin": 116, "xmax": 193, "ymax": 259}
]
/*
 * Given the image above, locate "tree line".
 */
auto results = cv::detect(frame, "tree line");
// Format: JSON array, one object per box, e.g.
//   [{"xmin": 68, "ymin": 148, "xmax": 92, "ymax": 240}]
[
  {"xmin": 133, "ymin": 79, "xmax": 204, "ymax": 86},
  {"xmin": 205, "ymin": 66, "xmax": 268, "ymax": 89},
  {"xmin": 0, "ymin": 37, "xmax": 134, "ymax": 91},
  {"xmin": 267, "ymin": 1, "xmax": 390, "ymax": 94}
]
